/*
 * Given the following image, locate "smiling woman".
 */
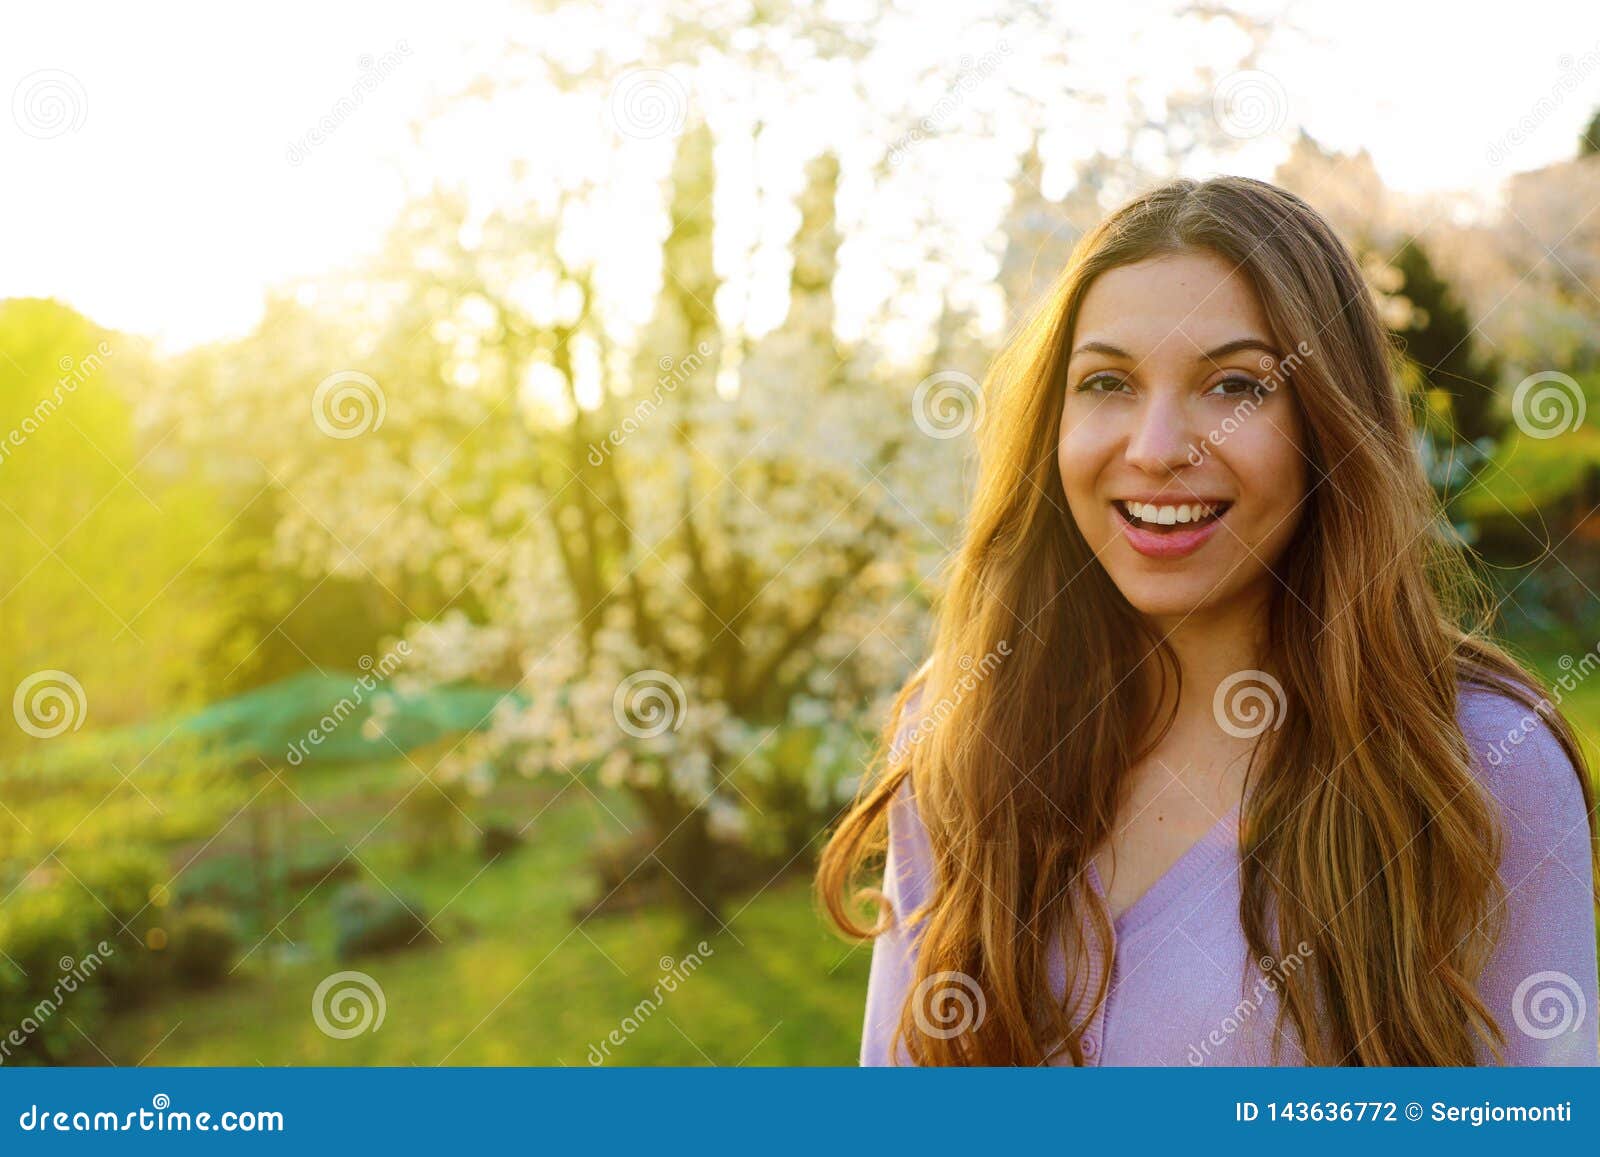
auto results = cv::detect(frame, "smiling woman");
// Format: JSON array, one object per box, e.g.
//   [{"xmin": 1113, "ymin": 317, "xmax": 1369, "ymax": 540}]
[
  {"xmin": 816, "ymin": 175, "xmax": 1600, "ymax": 1067},
  {"xmin": 1060, "ymin": 249, "xmax": 1310, "ymax": 620}
]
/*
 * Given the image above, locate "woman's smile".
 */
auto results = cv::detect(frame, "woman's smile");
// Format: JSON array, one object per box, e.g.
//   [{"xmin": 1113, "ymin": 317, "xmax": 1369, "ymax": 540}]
[
  {"xmin": 1057, "ymin": 248, "xmax": 1309, "ymax": 623},
  {"xmin": 1112, "ymin": 497, "xmax": 1234, "ymax": 559}
]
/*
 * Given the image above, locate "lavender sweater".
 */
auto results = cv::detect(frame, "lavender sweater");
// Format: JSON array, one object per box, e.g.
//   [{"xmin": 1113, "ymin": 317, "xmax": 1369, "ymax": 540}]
[{"xmin": 861, "ymin": 681, "xmax": 1600, "ymax": 1066}]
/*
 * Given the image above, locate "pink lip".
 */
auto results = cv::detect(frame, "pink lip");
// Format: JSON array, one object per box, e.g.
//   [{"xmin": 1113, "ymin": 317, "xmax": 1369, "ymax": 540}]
[{"xmin": 1117, "ymin": 508, "xmax": 1226, "ymax": 559}]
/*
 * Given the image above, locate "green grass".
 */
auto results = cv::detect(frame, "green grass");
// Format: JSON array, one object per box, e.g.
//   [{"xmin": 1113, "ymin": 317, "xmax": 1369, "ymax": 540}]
[
  {"xmin": 93, "ymin": 635, "xmax": 1600, "ymax": 1067},
  {"xmin": 96, "ymin": 763, "xmax": 872, "ymax": 1066}
]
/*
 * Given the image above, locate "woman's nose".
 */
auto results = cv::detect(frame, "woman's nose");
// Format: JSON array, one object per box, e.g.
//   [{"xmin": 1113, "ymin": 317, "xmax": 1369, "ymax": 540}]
[{"xmin": 1124, "ymin": 392, "xmax": 1198, "ymax": 474}]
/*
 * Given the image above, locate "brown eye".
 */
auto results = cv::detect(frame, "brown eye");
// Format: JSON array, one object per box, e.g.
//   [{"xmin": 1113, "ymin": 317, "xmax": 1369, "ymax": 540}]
[
  {"xmin": 1074, "ymin": 372, "xmax": 1131, "ymax": 395},
  {"xmin": 1209, "ymin": 374, "xmax": 1268, "ymax": 401}
]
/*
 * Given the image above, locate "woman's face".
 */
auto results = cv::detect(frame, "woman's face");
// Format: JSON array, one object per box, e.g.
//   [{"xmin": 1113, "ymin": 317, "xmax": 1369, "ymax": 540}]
[{"xmin": 1057, "ymin": 248, "xmax": 1309, "ymax": 626}]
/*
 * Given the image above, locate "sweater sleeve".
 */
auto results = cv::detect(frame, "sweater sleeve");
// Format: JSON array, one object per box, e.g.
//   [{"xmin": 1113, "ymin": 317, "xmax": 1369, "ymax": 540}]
[
  {"xmin": 1462, "ymin": 684, "xmax": 1600, "ymax": 1066},
  {"xmin": 860, "ymin": 695, "xmax": 936, "ymax": 1067}
]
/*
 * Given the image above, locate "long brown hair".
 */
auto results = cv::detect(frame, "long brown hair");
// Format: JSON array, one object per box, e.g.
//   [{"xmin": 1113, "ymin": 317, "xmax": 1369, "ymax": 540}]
[{"xmin": 816, "ymin": 175, "xmax": 1600, "ymax": 1066}]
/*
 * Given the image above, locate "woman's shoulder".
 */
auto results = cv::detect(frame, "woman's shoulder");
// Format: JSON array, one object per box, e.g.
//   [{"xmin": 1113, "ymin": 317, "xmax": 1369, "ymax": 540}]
[
  {"xmin": 1454, "ymin": 674, "xmax": 1598, "ymax": 1065},
  {"xmin": 882, "ymin": 679, "xmax": 937, "ymax": 905},
  {"xmin": 1455, "ymin": 674, "xmax": 1590, "ymax": 842}
]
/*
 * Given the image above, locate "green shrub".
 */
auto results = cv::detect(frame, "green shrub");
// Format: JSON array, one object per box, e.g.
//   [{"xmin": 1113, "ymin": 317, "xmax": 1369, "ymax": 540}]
[
  {"xmin": 165, "ymin": 905, "xmax": 239, "ymax": 989},
  {"xmin": 70, "ymin": 848, "xmax": 165, "ymax": 1009},
  {"xmin": 394, "ymin": 778, "xmax": 471, "ymax": 866},
  {"xmin": 0, "ymin": 887, "xmax": 116, "ymax": 1065},
  {"xmin": 331, "ymin": 882, "xmax": 429, "ymax": 960},
  {"xmin": 479, "ymin": 821, "xmax": 524, "ymax": 861}
]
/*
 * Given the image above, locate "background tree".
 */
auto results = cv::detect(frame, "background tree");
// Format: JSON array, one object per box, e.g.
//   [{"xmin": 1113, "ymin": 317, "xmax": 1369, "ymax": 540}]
[{"xmin": 1388, "ymin": 238, "xmax": 1503, "ymax": 446}]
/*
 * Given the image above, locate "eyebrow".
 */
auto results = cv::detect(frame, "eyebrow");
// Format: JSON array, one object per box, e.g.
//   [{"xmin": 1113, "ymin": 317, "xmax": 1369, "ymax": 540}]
[{"xmin": 1070, "ymin": 338, "xmax": 1281, "ymax": 362}]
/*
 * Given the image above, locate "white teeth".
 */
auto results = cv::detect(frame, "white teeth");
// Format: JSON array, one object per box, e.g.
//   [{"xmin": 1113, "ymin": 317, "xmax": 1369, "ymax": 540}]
[{"xmin": 1124, "ymin": 501, "xmax": 1222, "ymax": 527}]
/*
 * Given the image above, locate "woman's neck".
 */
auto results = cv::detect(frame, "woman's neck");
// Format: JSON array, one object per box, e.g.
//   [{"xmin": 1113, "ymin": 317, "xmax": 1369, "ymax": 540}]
[{"xmin": 1136, "ymin": 588, "xmax": 1273, "ymax": 731}]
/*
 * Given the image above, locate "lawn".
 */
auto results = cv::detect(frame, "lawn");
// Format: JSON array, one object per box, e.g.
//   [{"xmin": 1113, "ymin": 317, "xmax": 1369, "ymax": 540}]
[{"xmin": 96, "ymin": 762, "xmax": 873, "ymax": 1066}]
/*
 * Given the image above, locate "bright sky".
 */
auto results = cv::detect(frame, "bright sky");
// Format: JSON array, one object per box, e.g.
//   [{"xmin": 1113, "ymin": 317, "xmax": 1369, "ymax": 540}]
[{"xmin": 3, "ymin": 0, "xmax": 1599, "ymax": 354}]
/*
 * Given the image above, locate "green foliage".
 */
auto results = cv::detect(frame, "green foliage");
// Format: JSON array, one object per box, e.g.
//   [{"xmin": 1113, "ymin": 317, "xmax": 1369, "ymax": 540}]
[
  {"xmin": 97, "ymin": 781, "xmax": 869, "ymax": 1065},
  {"xmin": 0, "ymin": 846, "xmax": 164, "ymax": 1064},
  {"xmin": 0, "ymin": 890, "xmax": 111, "ymax": 1065},
  {"xmin": 478, "ymin": 822, "xmax": 524, "ymax": 861},
  {"xmin": 0, "ymin": 299, "xmax": 231, "ymax": 748},
  {"xmin": 331, "ymin": 882, "xmax": 429, "ymax": 960},
  {"xmin": 1390, "ymin": 240, "xmax": 1502, "ymax": 444},
  {"xmin": 0, "ymin": 731, "xmax": 244, "ymax": 888},
  {"xmin": 1457, "ymin": 372, "xmax": 1600, "ymax": 521},
  {"xmin": 165, "ymin": 905, "xmax": 240, "ymax": 989},
  {"xmin": 1582, "ymin": 106, "xmax": 1600, "ymax": 157}
]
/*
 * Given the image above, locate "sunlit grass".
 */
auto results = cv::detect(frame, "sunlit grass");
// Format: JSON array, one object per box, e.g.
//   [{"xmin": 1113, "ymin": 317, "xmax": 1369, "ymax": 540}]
[{"xmin": 97, "ymin": 762, "xmax": 869, "ymax": 1066}]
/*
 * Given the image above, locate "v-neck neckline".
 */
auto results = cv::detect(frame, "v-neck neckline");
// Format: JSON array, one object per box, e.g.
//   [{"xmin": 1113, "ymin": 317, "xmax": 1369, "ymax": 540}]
[{"xmin": 1086, "ymin": 800, "xmax": 1243, "ymax": 940}]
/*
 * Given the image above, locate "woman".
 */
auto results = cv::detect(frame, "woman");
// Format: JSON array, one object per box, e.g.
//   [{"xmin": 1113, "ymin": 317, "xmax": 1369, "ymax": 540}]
[{"xmin": 816, "ymin": 175, "xmax": 1600, "ymax": 1066}]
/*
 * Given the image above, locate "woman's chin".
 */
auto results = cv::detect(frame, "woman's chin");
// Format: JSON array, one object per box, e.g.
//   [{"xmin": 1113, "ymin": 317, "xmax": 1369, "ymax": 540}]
[{"xmin": 1110, "ymin": 574, "xmax": 1233, "ymax": 624}]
